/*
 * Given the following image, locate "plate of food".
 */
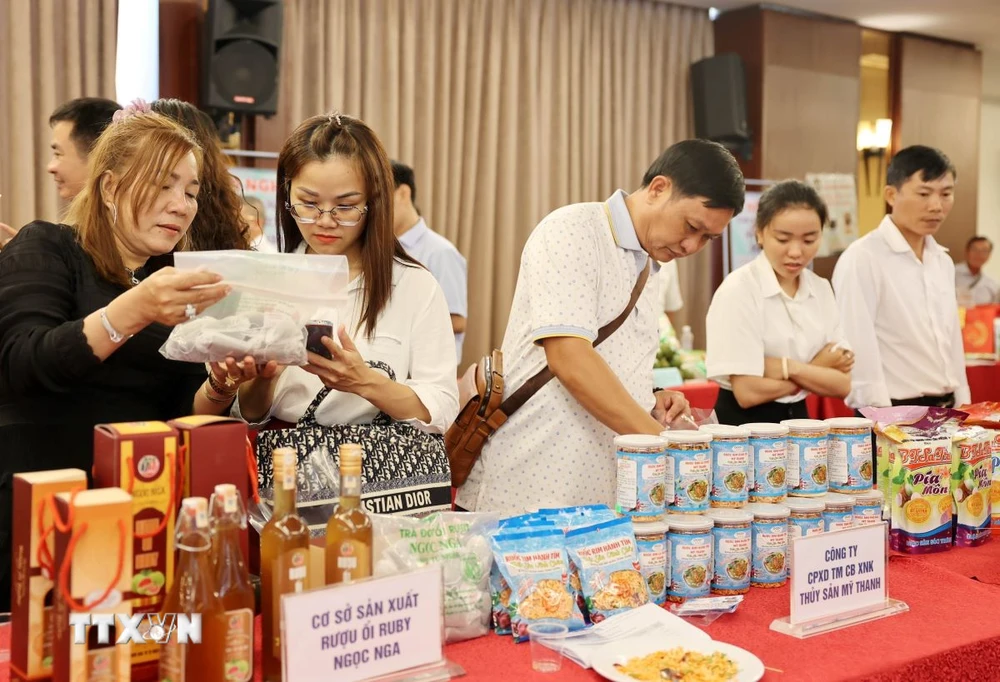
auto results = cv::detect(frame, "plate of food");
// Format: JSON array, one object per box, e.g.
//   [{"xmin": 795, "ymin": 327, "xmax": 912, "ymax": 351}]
[{"xmin": 591, "ymin": 636, "xmax": 764, "ymax": 682}]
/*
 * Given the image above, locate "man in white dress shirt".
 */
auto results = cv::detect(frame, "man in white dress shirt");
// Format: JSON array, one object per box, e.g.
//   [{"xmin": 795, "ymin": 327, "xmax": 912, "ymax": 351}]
[
  {"xmin": 955, "ymin": 236, "xmax": 1000, "ymax": 307},
  {"xmin": 392, "ymin": 162, "xmax": 468, "ymax": 366},
  {"xmin": 456, "ymin": 139, "xmax": 745, "ymax": 514},
  {"xmin": 833, "ymin": 145, "xmax": 970, "ymax": 411}
]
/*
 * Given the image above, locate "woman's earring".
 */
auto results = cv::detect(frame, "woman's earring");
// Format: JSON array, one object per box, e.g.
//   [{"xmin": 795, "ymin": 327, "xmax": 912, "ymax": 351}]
[{"xmin": 108, "ymin": 205, "xmax": 118, "ymax": 225}]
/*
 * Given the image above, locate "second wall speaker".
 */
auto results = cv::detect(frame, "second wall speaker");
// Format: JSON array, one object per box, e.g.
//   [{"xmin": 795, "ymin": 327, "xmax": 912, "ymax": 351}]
[{"xmin": 691, "ymin": 53, "xmax": 750, "ymax": 145}]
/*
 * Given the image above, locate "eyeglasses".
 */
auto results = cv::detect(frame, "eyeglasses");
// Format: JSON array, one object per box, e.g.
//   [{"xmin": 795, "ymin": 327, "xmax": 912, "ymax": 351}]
[{"xmin": 286, "ymin": 202, "xmax": 368, "ymax": 226}]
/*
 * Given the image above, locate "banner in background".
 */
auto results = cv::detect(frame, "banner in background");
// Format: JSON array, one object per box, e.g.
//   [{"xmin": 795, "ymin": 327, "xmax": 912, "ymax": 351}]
[
  {"xmin": 727, "ymin": 189, "xmax": 763, "ymax": 274},
  {"xmin": 230, "ymin": 166, "xmax": 279, "ymax": 245},
  {"xmin": 806, "ymin": 173, "xmax": 859, "ymax": 257}
]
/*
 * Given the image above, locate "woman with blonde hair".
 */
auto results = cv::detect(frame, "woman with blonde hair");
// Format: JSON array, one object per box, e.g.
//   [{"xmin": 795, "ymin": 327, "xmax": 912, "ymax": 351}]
[
  {"xmin": 0, "ymin": 104, "xmax": 272, "ymax": 610},
  {"xmin": 151, "ymin": 98, "xmax": 252, "ymax": 251}
]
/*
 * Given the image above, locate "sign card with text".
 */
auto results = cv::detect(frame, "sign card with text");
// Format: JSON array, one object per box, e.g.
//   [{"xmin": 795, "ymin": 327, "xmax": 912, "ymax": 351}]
[
  {"xmin": 281, "ymin": 564, "xmax": 444, "ymax": 682},
  {"xmin": 790, "ymin": 523, "xmax": 887, "ymax": 625}
]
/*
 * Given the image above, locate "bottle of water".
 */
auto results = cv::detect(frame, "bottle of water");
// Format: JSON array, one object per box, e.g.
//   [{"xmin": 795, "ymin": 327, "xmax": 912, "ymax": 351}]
[{"xmin": 680, "ymin": 325, "xmax": 694, "ymax": 352}]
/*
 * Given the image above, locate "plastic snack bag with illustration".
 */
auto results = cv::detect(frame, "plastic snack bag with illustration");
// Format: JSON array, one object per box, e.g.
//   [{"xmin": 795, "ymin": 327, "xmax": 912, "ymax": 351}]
[
  {"xmin": 490, "ymin": 527, "xmax": 585, "ymax": 642},
  {"xmin": 489, "ymin": 514, "xmax": 556, "ymax": 636},
  {"xmin": 564, "ymin": 517, "xmax": 650, "ymax": 624}
]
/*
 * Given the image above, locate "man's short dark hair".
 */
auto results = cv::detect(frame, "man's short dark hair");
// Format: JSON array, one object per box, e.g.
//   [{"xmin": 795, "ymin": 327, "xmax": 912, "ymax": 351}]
[
  {"xmin": 640, "ymin": 139, "xmax": 745, "ymax": 214},
  {"xmin": 391, "ymin": 161, "xmax": 416, "ymax": 203},
  {"xmin": 49, "ymin": 97, "xmax": 122, "ymax": 156},
  {"xmin": 967, "ymin": 235, "xmax": 992, "ymax": 251},
  {"xmin": 886, "ymin": 145, "xmax": 956, "ymax": 189}
]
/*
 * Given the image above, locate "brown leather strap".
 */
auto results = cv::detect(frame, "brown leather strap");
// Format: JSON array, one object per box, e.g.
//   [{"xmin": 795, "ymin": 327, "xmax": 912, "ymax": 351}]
[{"xmin": 499, "ymin": 257, "xmax": 651, "ymax": 416}]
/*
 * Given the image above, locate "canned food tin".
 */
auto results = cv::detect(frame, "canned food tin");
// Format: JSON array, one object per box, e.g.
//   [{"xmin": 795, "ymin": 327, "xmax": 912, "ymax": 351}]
[
  {"xmin": 700, "ymin": 425, "xmax": 751, "ymax": 508},
  {"xmin": 704, "ymin": 509, "xmax": 753, "ymax": 595},
  {"xmin": 614, "ymin": 435, "xmax": 669, "ymax": 522},
  {"xmin": 820, "ymin": 493, "xmax": 857, "ymax": 532},
  {"xmin": 746, "ymin": 503, "xmax": 790, "ymax": 587},
  {"xmin": 744, "ymin": 423, "xmax": 790, "ymax": 503},
  {"xmin": 634, "ymin": 521, "xmax": 669, "ymax": 606},
  {"xmin": 662, "ymin": 431, "xmax": 714, "ymax": 514},
  {"xmin": 664, "ymin": 514, "xmax": 714, "ymax": 602},
  {"xmin": 853, "ymin": 489, "xmax": 885, "ymax": 528},
  {"xmin": 783, "ymin": 497, "xmax": 825, "ymax": 572},
  {"xmin": 826, "ymin": 417, "xmax": 874, "ymax": 493},
  {"xmin": 781, "ymin": 419, "xmax": 830, "ymax": 496}
]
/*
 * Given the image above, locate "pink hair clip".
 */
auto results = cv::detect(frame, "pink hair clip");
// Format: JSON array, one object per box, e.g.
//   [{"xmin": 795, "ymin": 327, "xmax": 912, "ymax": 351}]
[{"xmin": 112, "ymin": 98, "xmax": 153, "ymax": 124}]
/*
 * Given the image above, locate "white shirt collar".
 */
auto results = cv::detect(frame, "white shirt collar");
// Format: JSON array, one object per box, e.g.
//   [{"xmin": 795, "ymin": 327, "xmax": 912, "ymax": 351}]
[
  {"xmin": 397, "ymin": 218, "xmax": 429, "ymax": 251},
  {"xmin": 751, "ymin": 251, "xmax": 814, "ymax": 301},
  {"xmin": 877, "ymin": 215, "xmax": 947, "ymax": 257}
]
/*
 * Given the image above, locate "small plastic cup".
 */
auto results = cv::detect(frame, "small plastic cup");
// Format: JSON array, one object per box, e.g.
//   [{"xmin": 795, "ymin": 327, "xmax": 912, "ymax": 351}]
[{"xmin": 527, "ymin": 621, "xmax": 567, "ymax": 673}]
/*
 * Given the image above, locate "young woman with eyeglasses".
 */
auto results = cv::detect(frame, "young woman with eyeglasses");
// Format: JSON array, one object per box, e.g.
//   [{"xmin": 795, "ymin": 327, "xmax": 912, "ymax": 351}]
[
  {"xmin": 233, "ymin": 113, "xmax": 459, "ymax": 433},
  {"xmin": 705, "ymin": 180, "xmax": 854, "ymax": 425}
]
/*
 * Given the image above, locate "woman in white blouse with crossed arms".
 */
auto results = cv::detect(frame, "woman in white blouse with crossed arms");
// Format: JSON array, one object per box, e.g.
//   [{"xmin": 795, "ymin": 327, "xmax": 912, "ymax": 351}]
[
  {"xmin": 233, "ymin": 113, "xmax": 458, "ymax": 435},
  {"xmin": 706, "ymin": 180, "xmax": 853, "ymax": 425}
]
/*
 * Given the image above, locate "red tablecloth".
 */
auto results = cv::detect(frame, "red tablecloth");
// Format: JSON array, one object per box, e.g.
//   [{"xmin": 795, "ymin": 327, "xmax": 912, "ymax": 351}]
[
  {"xmin": 4, "ymin": 540, "xmax": 998, "ymax": 682},
  {"xmin": 672, "ymin": 380, "xmax": 719, "ymax": 411},
  {"xmin": 967, "ymin": 363, "xmax": 1000, "ymax": 404},
  {"xmin": 805, "ymin": 394, "xmax": 854, "ymax": 420}
]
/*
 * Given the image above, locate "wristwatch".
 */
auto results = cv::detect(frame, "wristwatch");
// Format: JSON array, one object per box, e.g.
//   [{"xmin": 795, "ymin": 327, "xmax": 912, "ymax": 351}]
[{"xmin": 99, "ymin": 307, "xmax": 132, "ymax": 344}]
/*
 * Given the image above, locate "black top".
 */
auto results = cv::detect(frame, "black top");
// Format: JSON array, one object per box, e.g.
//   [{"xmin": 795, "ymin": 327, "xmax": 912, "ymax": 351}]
[
  {"xmin": 0, "ymin": 221, "xmax": 206, "ymax": 463},
  {"xmin": 0, "ymin": 222, "xmax": 208, "ymax": 608}
]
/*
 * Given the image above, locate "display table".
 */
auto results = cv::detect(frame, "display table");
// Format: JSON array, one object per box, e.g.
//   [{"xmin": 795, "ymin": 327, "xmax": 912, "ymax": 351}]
[{"xmin": 2, "ymin": 540, "xmax": 996, "ymax": 682}]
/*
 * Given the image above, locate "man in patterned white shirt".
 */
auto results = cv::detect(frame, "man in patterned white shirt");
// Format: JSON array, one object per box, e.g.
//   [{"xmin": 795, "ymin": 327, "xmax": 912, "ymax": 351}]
[{"xmin": 456, "ymin": 140, "xmax": 745, "ymax": 513}]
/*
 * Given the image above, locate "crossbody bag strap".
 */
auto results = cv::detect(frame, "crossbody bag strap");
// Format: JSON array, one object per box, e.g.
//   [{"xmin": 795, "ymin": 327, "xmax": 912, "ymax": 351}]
[{"xmin": 498, "ymin": 256, "xmax": 651, "ymax": 417}]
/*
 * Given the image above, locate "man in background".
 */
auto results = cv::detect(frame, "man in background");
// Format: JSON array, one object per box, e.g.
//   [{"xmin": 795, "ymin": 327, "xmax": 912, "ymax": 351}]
[
  {"xmin": 47, "ymin": 97, "xmax": 122, "ymax": 201},
  {"xmin": 955, "ymin": 236, "xmax": 999, "ymax": 306},
  {"xmin": 1, "ymin": 97, "xmax": 120, "ymax": 249},
  {"xmin": 392, "ymin": 161, "xmax": 468, "ymax": 365},
  {"xmin": 833, "ymin": 145, "xmax": 969, "ymax": 412}
]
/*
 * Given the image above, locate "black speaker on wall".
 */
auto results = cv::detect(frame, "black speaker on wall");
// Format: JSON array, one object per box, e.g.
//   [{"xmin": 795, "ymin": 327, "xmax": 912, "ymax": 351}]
[
  {"xmin": 690, "ymin": 53, "xmax": 751, "ymax": 148},
  {"xmin": 202, "ymin": 0, "xmax": 283, "ymax": 115}
]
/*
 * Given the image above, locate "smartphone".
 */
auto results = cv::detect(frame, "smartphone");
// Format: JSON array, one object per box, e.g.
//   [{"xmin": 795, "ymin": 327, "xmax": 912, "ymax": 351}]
[{"xmin": 305, "ymin": 323, "xmax": 334, "ymax": 359}]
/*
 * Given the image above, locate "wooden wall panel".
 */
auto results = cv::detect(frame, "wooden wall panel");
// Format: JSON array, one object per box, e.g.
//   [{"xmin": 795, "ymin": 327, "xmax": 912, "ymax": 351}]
[
  {"xmin": 760, "ymin": 11, "xmax": 860, "ymax": 181},
  {"xmin": 895, "ymin": 35, "xmax": 982, "ymax": 258},
  {"xmin": 159, "ymin": 0, "xmax": 203, "ymax": 103}
]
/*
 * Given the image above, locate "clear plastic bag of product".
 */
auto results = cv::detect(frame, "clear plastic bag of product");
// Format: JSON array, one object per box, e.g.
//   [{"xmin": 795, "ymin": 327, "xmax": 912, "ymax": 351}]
[
  {"xmin": 664, "ymin": 407, "xmax": 719, "ymax": 431},
  {"xmin": 160, "ymin": 251, "xmax": 349, "ymax": 365},
  {"xmin": 372, "ymin": 512, "xmax": 501, "ymax": 643}
]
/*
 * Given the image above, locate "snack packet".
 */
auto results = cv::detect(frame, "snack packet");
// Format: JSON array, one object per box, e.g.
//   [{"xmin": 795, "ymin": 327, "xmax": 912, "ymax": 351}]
[
  {"xmin": 491, "ymin": 527, "xmax": 585, "ymax": 642},
  {"xmin": 372, "ymin": 512, "xmax": 501, "ymax": 643},
  {"xmin": 864, "ymin": 408, "xmax": 967, "ymax": 554},
  {"xmin": 537, "ymin": 505, "xmax": 619, "ymax": 623},
  {"xmin": 956, "ymin": 402, "xmax": 1000, "ymax": 530},
  {"xmin": 564, "ymin": 517, "xmax": 650, "ymax": 623},
  {"xmin": 490, "ymin": 514, "xmax": 555, "ymax": 635},
  {"xmin": 951, "ymin": 427, "xmax": 993, "ymax": 546}
]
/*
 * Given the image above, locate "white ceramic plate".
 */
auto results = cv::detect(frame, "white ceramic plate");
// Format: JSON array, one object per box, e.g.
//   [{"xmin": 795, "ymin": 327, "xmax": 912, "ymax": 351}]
[{"xmin": 591, "ymin": 635, "xmax": 765, "ymax": 682}]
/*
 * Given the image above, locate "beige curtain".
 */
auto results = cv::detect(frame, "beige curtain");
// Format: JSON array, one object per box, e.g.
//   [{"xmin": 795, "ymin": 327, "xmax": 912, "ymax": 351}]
[
  {"xmin": 259, "ymin": 0, "xmax": 715, "ymax": 368},
  {"xmin": 0, "ymin": 0, "xmax": 117, "ymax": 231}
]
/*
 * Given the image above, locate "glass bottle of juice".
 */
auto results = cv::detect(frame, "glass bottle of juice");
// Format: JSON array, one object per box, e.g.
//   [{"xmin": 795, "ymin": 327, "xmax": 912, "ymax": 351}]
[
  {"xmin": 159, "ymin": 497, "xmax": 227, "ymax": 682},
  {"xmin": 326, "ymin": 443, "xmax": 372, "ymax": 585},
  {"xmin": 261, "ymin": 448, "xmax": 310, "ymax": 682},
  {"xmin": 209, "ymin": 484, "xmax": 255, "ymax": 682}
]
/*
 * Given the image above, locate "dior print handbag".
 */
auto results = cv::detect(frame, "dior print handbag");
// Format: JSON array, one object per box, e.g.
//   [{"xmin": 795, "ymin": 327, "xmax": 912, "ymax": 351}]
[{"xmin": 255, "ymin": 361, "xmax": 452, "ymax": 530}]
